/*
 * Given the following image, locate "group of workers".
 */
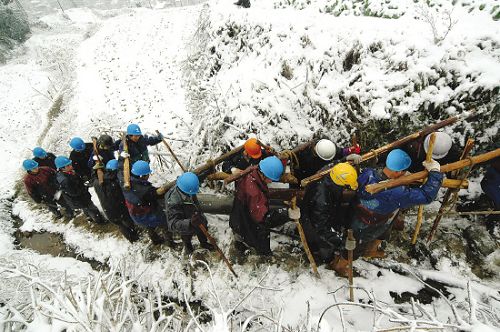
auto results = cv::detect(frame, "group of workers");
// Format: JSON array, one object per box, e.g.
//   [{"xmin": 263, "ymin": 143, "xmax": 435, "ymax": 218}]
[{"xmin": 22, "ymin": 124, "xmax": 499, "ymax": 276}]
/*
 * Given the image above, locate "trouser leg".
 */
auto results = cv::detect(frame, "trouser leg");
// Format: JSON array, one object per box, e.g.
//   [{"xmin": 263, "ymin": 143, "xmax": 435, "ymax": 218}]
[{"xmin": 82, "ymin": 201, "xmax": 105, "ymax": 224}]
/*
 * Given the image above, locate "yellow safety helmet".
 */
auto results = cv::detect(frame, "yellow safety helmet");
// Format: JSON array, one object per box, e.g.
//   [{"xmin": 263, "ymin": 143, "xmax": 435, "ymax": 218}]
[{"xmin": 329, "ymin": 163, "xmax": 358, "ymax": 190}]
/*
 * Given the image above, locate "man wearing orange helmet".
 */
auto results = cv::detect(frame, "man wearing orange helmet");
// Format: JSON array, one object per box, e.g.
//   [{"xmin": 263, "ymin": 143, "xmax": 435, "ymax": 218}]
[{"xmin": 222, "ymin": 138, "xmax": 275, "ymax": 175}]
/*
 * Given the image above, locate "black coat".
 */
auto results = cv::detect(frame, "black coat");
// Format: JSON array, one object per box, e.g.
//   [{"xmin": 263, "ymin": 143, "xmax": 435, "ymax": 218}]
[
  {"xmin": 56, "ymin": 171, "xmax": 92, "ymax": 209},
  {"xmin": 93, "ymin": 170, "xmax": 129, "ymax": 221},
  {"xmin": 401, "ymin": 139, "xmax": 461, "ymax": 173},
  {"xmin": 34, "ymin": 152, "xmax": 57, "ymax": 170},
  {"xmin": 293, "ymin": 144, "xmax": 343, "ymax": 181},
  {"xmin": 222, "ymin": 149, "xmax": 271, "ymax": 174},
  {"xmin": 70, "ymin": 143, "xmax": 93, "ymax": 180},
  {"xmin": 300, "ymin": 175, "xmax": 355, "ymax": 261}
]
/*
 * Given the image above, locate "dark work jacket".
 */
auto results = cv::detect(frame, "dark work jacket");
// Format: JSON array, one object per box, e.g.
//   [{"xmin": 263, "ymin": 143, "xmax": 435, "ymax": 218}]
[
  {"xmin": 401, "ymin": 139, "xmax": 461, "ymax": 173},
  {"xmin": 24, "ymin": 167, "xmax": 59, "ymax": 203},
  {"xmin": 229, "ymin": 168, "xmax": 287, "ymax": 254},
  {"xmin": 300, "ymin": 176, "xmax": 355, "ymax": 253},
  {"xmin": 56, "ymin": 170, "xmax": 92, "ymax": 209},
  {"xmin": 222, "ymin": 149, "xmax": 271, "ymax": 174},
  {"xmin": 165, "ymin": 187, "xmax": 207, "ymax": 235},
  {"xmin": 88, "ymin": 144, "xmax": 119, "ymax": 170},
  {"xmin": 70, "ymin": 143, "xmax": 93, "ymax": 180},
  {"xmin": 357, "ymin": 168, "xmax": 443, "ymax": 216},
  {"xmin": 123, "ymin": 176, "xmax": 165, "ymax": 227},
  {"xmin": 293, "ymin": 143, "xmax": 343, "ymax": 181},
  {"xmin": 34, "ymin": 153, "xmax": 57, "ymax": 170},
  {"xmin": 119, "ymin": 135, "xmax": 162, "ymax": 165},
  {"xmin": 481, "ymin": 166, "xmax": 500, "ymax": 209},
  {"xmin": 93, "ymin": 170, "xmax": 129, "ymax": 221}
]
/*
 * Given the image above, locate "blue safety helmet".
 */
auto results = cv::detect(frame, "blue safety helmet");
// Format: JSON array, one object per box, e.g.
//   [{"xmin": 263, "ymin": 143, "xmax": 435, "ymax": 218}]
[
  {"xmin": 55, "ymin": 156, "xmax": 72, "ymax": 169},
  {"xmin": 259, "ymin": 156, "xmax": 284, "ymax": 182},
  {"xmin": 127, "ymin": 124, "xmax": 142, "ymax": 136},
  {"xmin": 386, "ymin": 149, "xmax": 412, "ymax": 171},
  {"xmin": 23, "ymin": 159, "xmax": 39, "ymax": 171},
  {"xmin": 131, "ymin": 160, "xmax": 151, "ymax": 176},
  {"xmin": 69, "ymin": 137, "xmax": 86, "ymax": 152},
  {"xmin": 106, "ymin": 159, "xmax": 119, "ymax": 171},
  {"xmin": 33, "ymin": 147, "xmax": 47, "ymax": 158},
  {"xmin": 177, "ymin": 172, "xmax": 200, "ymax": 196}
]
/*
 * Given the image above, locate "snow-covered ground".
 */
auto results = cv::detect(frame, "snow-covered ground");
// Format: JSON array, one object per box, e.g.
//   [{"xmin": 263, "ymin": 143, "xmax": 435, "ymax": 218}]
[{"xmin": 1, "ymin": 0, "xmax": 499, "ymax": 330}]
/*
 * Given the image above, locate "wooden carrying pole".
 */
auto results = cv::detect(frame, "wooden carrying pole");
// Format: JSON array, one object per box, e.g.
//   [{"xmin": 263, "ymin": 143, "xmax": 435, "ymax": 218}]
[
  {"xmin": 365, "ymin": 148, "xmax": 500, "ymax": 194},
  {"xmin": 91, "ymin": 137, "xmax": 105, "ymax": 185},
  {"xmin": 346, "ymin": 229, "xmax": 356, "ymax": 302},
  {"xmin": 301, "ymin": 110, "xmax": 476, "ymax": 188},
  {"xmin": 411, "ymin": 133, "xmax": 436, "ymax": 244},
  {"xmin": 157, "ymin": 130, "xmax": 187, "ymax": 172},
  {"xmin": 121, "ymin": 132, "xmax": 131, "ymax": 190},
  {"xmin": 291, "ymin": 196, "xmax": 320, "ymax": 279},
  {"xmin": 426, "ymin": 138, "xmax": 475, "ymax": 243}
]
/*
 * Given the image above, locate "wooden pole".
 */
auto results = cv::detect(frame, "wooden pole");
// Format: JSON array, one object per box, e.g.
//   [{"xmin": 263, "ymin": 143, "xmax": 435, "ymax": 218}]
[
  {"xmin": 157, "ymin": 130, "xmax": 187, "ymax": 172},
  {"xmin": 411, "ymin": 133, "xmax": 436, "ymax": 244},
  {"xmin": 91, "ymin": 137, "xmax": 105, "ymax": 185},
  {"xmin": 301, "ymin": 110, "xmax": 476, "ymax": 188},
  {"xmin": 291, "ymin": 196, "xmax": 320, "ymax": 279},
  {"xmin": 121, "ymin": 132, "xmax": 131, "ymax": 190},
  {"xmin": 426, "ymin": 138, "xmax": 475, "ymax": 243},
  {"xmin": 365, "ymin": 148, "xmax": 500, "ymax": 194},
  {"xmin": 346, "ymin": 229, "xmax": 356, "ymax": 302}
]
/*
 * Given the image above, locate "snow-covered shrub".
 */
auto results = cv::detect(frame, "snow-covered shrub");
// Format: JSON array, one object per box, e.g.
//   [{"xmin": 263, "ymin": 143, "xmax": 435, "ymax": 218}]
[{"xmin": 0, "ymin": 1, "xmax": 30, "ymax": 62}]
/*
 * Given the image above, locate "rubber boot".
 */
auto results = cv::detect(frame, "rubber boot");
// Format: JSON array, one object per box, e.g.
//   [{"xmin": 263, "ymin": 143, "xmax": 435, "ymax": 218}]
[
  {"xmin": 118, "ymin": 224, "xmax": 139, "ymax": 243},
  {"xmin": 328, "ymin": 256, "xmax": 350, "ymax": 278},
  {"xmin": 234, "ymin": 0, "xmax": 242, "ymax": 5},
  {"xmin": 181, "ymin": 235, "xmax": 194, "ymax": 255},
  {"xmin": 241, "ymin": 0, "xmax": 250, "ymax": 8},
  {"xmin": 362, "ymin": 240, "xmax": 385, "ymax": 258},
  {"xmin": 164, "ymin": 231, "xmax": 176, "ymax": 248},
  {"xmin": 147, "ymin": 229, "xmax": 165, "ymax": 245}
]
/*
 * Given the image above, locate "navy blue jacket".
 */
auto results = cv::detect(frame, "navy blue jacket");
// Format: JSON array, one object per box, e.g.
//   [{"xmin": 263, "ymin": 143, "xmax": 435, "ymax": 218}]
[
  {"xmin": 481, "ymin": 166, "xmax": 500, "ymax": 209},
  {"xmin": 119, "ymin": 135, "xmax": 162, "ymax": 164},
  {"xmin": 357, "ymin": 168, "xmax": 443, "ymax": 215},
  {"xmin": 123, "ymin": 176, "xmax": 165, "ymax": 227}
]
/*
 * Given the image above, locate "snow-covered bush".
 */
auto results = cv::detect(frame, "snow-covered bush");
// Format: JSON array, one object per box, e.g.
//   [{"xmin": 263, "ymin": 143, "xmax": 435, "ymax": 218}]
[{"xmin": 0, "ymin": 1, "xmax": 30, "ymax": 62}]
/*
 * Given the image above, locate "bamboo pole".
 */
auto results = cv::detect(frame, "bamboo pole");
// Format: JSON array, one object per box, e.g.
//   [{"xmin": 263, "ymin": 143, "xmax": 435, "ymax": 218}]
[
  {"xmin": 346, "ymin": 229, "xmax": 356, "ymax": 302},
  {"xmin": 365, "ymin": 148, "xmax": 500, "ymax": 194},
  {"xmin": 411, "ymin": 133, "xmax": 436, "ymax": 244},
  {"xmin": 91, "ymin": 137, "xmax": 105, "ymax": 185},
  {"xmin": 301, "ymin": 110, "xmax": 476, "ymax": 188},
  {"xmin": 291, "ymin": 196, "xmax": 320, "ymax": 279}
]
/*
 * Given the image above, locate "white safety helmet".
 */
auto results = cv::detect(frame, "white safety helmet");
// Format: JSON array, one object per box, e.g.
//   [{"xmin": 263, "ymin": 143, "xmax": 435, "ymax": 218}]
[
  {"xmin": 315, "ymin": 139, "xmax": 337, "ymax": 161},
  {"xmin": 424, "ymin": 132, "xmax": 453, "ymax": 160}
]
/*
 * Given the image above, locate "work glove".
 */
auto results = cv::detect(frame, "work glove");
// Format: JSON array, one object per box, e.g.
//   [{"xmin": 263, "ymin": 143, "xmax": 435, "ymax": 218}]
[
  {"xmin": 343, "ymin": 144, "xmax": 361, "ymax": 156},
  {"xmin": 157, "ymin": 132, "xmax": 164, "ymax": 140},
  {"xmin": 346, "ymin": 153, "xmax": 363, "ymax": 165},
  {"xmin": 92, "ymin": 154, "xmax": 102, "ymax": 161},
  {"xmin": 422, "ymin": 159, "xmax": 440, "ymax": 172},
  {"xmin": 120, "ymin": 151, "xmax": 130, "ymax": 159},
  {"xmin": 190, "ymin": 212, "xmax": 203, "ymax": 227},
  {"xmin": 53, "ymin": 190, "xmax": 62, "ymax": 201},
  {"xmin": 230, "ymin": 167, "xmax": 242, "ymax": 175},
  {"xmin": 288, "ymin": 206, "xmax": 301, "ymax": 220}
]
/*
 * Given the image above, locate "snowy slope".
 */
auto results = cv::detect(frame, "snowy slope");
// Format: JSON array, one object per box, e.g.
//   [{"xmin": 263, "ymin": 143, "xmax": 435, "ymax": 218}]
[{"xmin": 1, "ymin": 0, "xmax": 499, "ymax": 330}]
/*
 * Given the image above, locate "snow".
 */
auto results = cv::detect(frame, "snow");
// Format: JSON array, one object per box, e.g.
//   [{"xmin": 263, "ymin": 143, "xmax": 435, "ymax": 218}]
[{"xmin": 1, "ymin": 0, "xmax": 499, "ymax": 330}]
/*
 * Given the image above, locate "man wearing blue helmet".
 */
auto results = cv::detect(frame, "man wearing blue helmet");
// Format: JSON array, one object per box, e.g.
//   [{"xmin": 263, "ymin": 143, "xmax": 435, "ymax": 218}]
[
  {"xmin": 330, "ymin": 149, "xmax": 443, "ymax": 277},
  {"xmin": 55, "ymin": 156, "xmax": 105, "ymax": 224},
  {"xmin": 90, "ymin": 159, "xmax": 139, "ymax": 243},
  {"xmin": 69, "ymin": 137, "xmax": 93, "ymax": 180},
  {"xmin": 165, "ymin": 172, "xmax": 214, "ymax": 254},
  {"xmin": 122, "ymin": 160, "xmax": 175, "ymax": 246},
  {"xmin": 32, "ymin": 147, "xmax": 57, "ymax": 170},
  {"xmin": 229, "ymin": 156, "xmax": 296, "ymax": 256},
  {"xmin": 118, "ymin": 124, "xmax": 163, "ymax": 165}
]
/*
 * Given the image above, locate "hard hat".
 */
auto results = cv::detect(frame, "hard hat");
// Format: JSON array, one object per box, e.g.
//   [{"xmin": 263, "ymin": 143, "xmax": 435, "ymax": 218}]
[
  {"xmin": 106, "ymin": 159, "xmax": 119, "ymax": 171},
  {"xmin": 244, "ymin": 138, "xmax": 262, "ymax": 159},
  {"xmin": 131, "ymin": 160, "xmax": 151, "ymax": 176},
  {"xmin": 127, "ymin": 124, "xmax": 142, "ymax": 136},
  {"xmin": 314, "ymin": 139, "xmax": 337, "ymax": 161},
  {"xmin": 33, "ymin": 147, "xmax": 47, "ymax": 159},
  {"xmin": 386, "ymin": 149, "xmax": 412, "ymax": 171},
  {"xmin": 424, "ymin": 132, "xmax": 452, "ymax": 160},
  {"xmin": 259, "ymin": 156, "xmax": 284, "ymax": 181},
  {"xmin": 98, "ymin": 134, "xmax": 114, "ymax": 149},
  {"xmin": 23, "ymin": 159, "xmax": 39, "ymax": 171},
  {"xmin": 55, "ymin": 156, "xmax": 72, "ymax": 169},
  {"xmin": 69, "ymin": 137, "xmax": 86, "ymax": 152},
  {"xmin": 330, "ymin": 162, "xmax": 358, "ymax": 190},
  {"xmin": 177, "ymin": 172, "xmax": 200, "ymax": 196}
]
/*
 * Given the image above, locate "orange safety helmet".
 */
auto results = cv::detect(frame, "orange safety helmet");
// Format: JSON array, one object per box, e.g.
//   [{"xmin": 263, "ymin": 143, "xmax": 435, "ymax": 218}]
[{"xmin": 244, "ymin": 138, "xmax": 262, "ymax": 159}]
